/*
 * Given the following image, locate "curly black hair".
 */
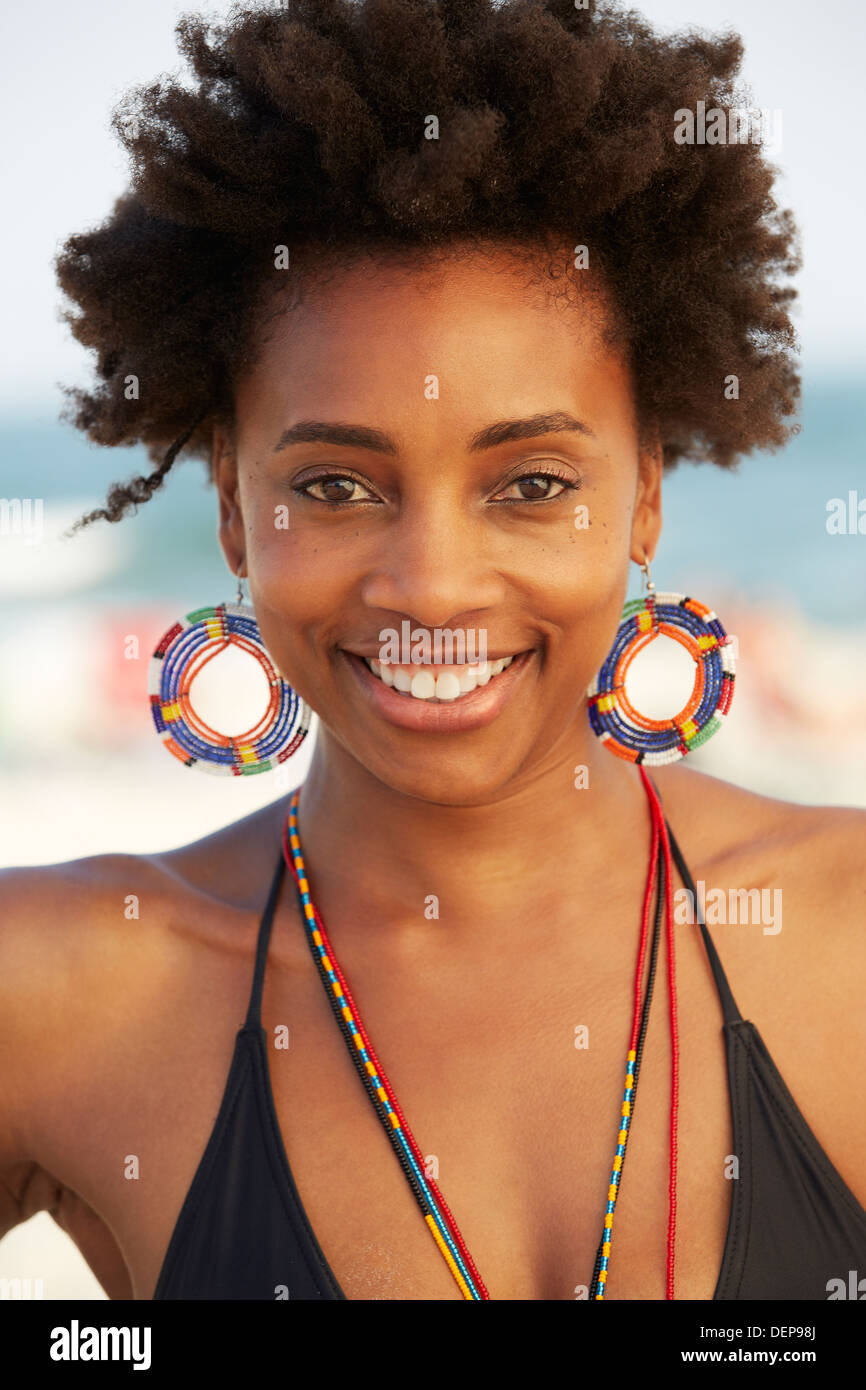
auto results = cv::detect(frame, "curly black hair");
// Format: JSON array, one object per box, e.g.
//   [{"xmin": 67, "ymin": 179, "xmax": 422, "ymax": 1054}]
[{"xmin": 55, "ymin": 0, "xmax": 801, "ymax": 532}]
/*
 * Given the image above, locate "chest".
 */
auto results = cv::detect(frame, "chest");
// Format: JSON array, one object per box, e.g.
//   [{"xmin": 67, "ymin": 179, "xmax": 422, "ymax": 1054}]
[
  {"xmin": 54, "ymin": 907, "xmax": 736, "ymax": 1301},
  {"xmin": 213, "ymin": 917, "xmax": 734, "ymax": 1300}
]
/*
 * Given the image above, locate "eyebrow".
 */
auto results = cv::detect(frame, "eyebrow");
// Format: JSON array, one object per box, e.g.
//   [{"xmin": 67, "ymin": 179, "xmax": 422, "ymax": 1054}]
[{"xmin": 271, "ymin": 410, "xmax": 596, "ymax": 456}]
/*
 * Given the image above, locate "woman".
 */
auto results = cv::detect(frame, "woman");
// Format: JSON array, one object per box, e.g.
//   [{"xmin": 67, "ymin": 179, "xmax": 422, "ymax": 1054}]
[{"xmin": 2, "ymin": 0, "xmax": 864, "ymax": 1303}]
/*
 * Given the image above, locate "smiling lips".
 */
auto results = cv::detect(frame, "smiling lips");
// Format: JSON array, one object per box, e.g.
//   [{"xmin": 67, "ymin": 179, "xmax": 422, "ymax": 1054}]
[
  {"xmin": 363, "ymin": 655, "xmax": 516, "ymax": 702},
  {"xmin": 341, "ymin": 646, "xmax": 534, "ymax": 732}
]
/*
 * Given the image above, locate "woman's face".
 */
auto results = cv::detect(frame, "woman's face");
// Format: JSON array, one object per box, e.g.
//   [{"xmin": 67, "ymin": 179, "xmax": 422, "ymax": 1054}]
[{"xmin": 214, "ymin": 244, "xmax": 662, "ymax": 805}]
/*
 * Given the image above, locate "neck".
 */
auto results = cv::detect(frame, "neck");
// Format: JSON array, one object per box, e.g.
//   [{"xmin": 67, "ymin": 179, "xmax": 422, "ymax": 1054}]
[{"xmin": 289, "ymin": 720, "xmax": 658, "ymax": 949}]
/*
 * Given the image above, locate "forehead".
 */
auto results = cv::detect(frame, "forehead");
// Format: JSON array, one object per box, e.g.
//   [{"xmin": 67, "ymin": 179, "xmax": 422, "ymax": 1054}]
[{"xmin": 234, "ymin": 243, "xmax": 634, "ymax": 443}]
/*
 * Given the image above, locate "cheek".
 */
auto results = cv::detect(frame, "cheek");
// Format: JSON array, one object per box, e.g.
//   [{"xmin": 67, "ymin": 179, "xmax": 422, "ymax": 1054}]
[
  {"xmin": 545, "ymin": 559, "xmax": 629, "ymax": 687},
  {"xmin": 526, "ymin": 480, "xmax": 634, "ymax": 681},
  {"xmin": 545, "ymin": 471, "xmax": 635, "ymax": 586},
  {"xmin": 242, "ymin": 510, "xmax": 350, "ymax": 686}
]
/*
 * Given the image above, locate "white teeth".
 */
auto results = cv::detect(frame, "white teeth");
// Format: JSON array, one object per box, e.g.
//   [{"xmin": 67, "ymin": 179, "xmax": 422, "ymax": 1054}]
[
  {"xmin": 361, "ymin": 653, "xmax": 519, "ymax": 701},
  {"xmin": 435, "ymin": 672, "xmax": 461, "ymax": 700},
  {"xmin": 392, "ymin": 666, "xmax": 412, "ymax": 693},
  {"xmin": 409, "ymin": 670, "xmax": 436, "ymax": 699}
]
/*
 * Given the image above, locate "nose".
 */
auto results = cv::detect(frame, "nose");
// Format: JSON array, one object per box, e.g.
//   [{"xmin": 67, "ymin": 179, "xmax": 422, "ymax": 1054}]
[{"xmin": 359, "ymin": 495, "xmax": 506, "ymax": 630}]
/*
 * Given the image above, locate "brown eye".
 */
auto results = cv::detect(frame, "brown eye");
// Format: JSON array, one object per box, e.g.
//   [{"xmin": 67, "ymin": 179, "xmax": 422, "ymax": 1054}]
[
  {"xmin": 318, "ymin": 478, "xmax": 357, "ymax": 502},
  {"xmin": 295, "ymin": 475, "xmax": 378, "ymax": 504},
  {"xmin": 517, "ymin": 475, "xmax": 555, "ymax": 499},
  {"xmin": 496, "ymin": 472, "xmax": 572, "ymax": 502}
]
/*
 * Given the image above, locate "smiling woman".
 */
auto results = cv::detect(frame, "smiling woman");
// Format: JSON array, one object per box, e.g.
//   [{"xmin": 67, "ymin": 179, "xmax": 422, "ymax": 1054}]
[
  {"xmin": 2, "ymin": 0, "xmax": 865, "ymax": 1311},
  {"xmin": 212, "ymin": 246, "xmax": 664, "ymax": 773}
]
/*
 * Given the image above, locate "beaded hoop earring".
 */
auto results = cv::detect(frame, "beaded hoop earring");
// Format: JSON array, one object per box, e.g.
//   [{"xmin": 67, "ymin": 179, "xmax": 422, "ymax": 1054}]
[
  {"xmin": 587, "ymin": 557, "xmax": 736, "ymax": 766},
  {"xmin": 148, "ymin": 573, "xmax": 311, "ymax": 775}
]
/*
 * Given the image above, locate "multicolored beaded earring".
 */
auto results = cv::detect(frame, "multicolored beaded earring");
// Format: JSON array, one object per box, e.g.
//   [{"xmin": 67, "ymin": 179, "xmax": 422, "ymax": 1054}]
[
  {"xmin": 587, "ymin": 555, "xmax": 736, "ymax": 765},
  {"xmin": 148, "ymin": 570, "xmax": 311, "ymax": 775}
]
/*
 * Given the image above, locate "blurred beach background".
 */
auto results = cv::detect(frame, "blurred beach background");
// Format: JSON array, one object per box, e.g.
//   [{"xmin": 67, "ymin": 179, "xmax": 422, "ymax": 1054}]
[{"xmin": 1, "ymin": 0, "xmax": 864, "ymax": 1300}]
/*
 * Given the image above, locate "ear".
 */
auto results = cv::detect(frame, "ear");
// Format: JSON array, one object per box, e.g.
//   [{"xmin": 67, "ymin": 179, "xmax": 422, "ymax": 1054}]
[
  {"xmin": 630, "ymin": 422, "xmax": 663, "ymax": 567},
  {"xmin": 213, "ymin": 420, "xmax": 246, "ymax": 577}
]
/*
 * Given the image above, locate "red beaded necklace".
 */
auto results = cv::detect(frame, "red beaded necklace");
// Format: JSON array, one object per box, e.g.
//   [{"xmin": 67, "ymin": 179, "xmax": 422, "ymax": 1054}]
[{"xmin": 281, "ymin": 766, "xmax": 679, "ymax": 1299}]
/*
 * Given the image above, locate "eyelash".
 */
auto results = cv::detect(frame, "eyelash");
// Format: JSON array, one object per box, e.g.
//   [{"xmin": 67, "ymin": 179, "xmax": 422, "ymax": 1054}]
[
  {"xmin": 496, "ymin": 466, "xmax": 580, "ymax": 504},
  {"xmin": 292, "ymin": 466, "xmax": 581, "ymax": 507}
]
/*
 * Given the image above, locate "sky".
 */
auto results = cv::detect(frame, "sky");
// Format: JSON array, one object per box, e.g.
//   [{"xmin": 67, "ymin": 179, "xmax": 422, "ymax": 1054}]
[{"xmin": 1, "ymin": 0, "xmax": 864, "ymax": 417}]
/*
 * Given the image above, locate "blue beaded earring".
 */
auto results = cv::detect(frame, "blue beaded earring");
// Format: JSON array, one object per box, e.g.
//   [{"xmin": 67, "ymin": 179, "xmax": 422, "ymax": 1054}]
[
  {"xmin": 148, "ymin": 570, "xmax": 311, "ymax": 776},
  {"xmin": 587, "ymin": 556, "xmax": 736, "ymax": 766}
]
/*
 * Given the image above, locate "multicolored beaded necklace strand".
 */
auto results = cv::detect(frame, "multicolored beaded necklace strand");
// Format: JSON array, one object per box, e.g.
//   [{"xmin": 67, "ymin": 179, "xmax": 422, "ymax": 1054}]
[
  {"xmin": 281, "ymin": 764, "xmax": 679, "ymax": 1300},
  {"xmin": 588, "ymin": 771, "xmax": 680, "ymax": 1299}
]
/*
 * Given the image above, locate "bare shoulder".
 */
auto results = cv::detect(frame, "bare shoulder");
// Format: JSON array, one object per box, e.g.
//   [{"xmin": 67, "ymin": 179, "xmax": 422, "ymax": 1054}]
[
  {"xmin": 651, "ymin": 762, "xmax": 866, "ymax": 1012},
  {"xmin": 152, "ymin": 793, "xmax": 289, "ymax": 913},
  {"xmin": 653, "ymin": 762, "xmax": 866, "ymax": 900},
  {"xmin": 0, "ymin": 791, "xmax": 289, "ymax": 957},
  {"xmin": 0, "ymin": 794, "xmax": 290, "ymax": 1157}
]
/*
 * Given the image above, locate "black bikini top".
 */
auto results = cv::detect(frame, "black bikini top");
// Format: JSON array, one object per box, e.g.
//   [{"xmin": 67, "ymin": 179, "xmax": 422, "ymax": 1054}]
[{"xmin": 153, "ymin": 821, "xmax": 866, "ymax": 1300}]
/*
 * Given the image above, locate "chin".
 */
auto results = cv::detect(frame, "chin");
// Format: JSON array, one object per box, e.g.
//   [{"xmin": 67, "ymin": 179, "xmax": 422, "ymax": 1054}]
[
  {"xmin": 324, "ymin": 706, "xmax": 581, "ymax": 808},
  {"xmin": 353, "ymin": 753, "xmax": 532, "ymax": 808}
]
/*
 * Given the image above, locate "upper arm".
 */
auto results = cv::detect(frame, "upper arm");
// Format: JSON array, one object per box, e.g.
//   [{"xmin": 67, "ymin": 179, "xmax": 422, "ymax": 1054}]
[
  {"xmin": 0, "ymin": 862, "xmax": 93, "ymax": 1247},
  {"xmin": 0, "ymin": 862, "xmax": 141, "ymax": 1296},
  {"xmin": 0, "ymin": 865, "xmax": 54, "ymax": 1173},
  {"xmin": 0, "ymin": 868, "xmax": 58, "ymax": 1255}
]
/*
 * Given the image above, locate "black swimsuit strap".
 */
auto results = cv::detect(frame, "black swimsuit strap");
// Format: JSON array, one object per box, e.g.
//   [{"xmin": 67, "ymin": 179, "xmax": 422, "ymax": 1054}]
[
  {"xmin": 664, "ymin": 818, "xmax": 744, "ymax": 1026},
  {"xmin": 244, "ymin": 850, "xmax": 287, "ymax": 1030}
]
